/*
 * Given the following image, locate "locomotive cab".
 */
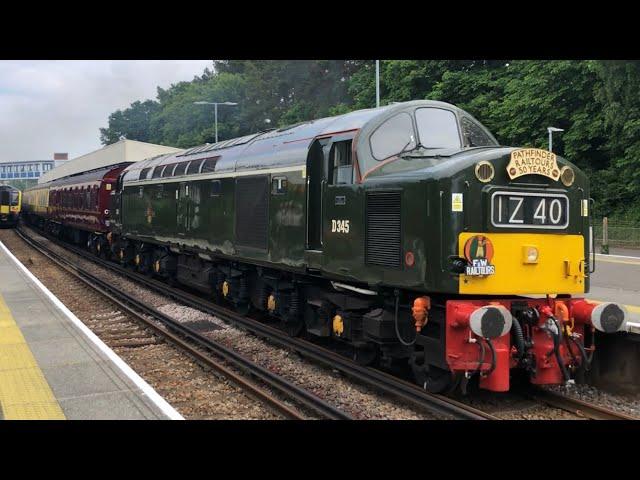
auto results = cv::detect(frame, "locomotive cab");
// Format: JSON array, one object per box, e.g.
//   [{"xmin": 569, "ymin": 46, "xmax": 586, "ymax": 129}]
[{"xmin": 312, "ymin": 100, "xmax": 627, "ymax": 392}]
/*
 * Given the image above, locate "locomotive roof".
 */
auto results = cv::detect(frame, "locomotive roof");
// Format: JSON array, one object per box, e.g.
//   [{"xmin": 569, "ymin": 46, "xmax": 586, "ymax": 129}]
[{"xmin": 122, "ymin": 100, "xmax": 468, "ymax": 183}]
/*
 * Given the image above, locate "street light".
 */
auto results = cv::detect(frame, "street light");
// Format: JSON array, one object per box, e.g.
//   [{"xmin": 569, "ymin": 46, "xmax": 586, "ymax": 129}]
[
  {"xmin": 375, "ymin": 60, "xmax": 380, "ymax": 108},
  {"xmin": 193, "ymin": 101, "xmax": 239, "ymax": 143},
  {"xmin": 547, "ymin": 126, "xmax": 564, "ymax": 153}
]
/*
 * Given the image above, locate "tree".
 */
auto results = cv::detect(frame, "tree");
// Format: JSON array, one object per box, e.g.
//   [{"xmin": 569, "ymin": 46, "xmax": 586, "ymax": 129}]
[
  {"xmin": 594, "ymin": 61, "xmax": 640, "ymax": 216},
  {"xmin": 99, "ymin": 100, "xmax": 160, "ymax": 145},
  {"xmin": 98, "ymin": 59, "xmax": 640, "ymax": 218}
]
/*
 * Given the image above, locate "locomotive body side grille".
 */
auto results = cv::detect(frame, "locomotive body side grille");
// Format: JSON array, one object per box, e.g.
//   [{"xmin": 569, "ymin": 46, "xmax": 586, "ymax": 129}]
[
  {"xmin": 365, "ymin": 191, "xmax": 401, "ymax": 268},
  {"xmin": 235, "ymin": 175, "xmax": 269, "ymax": 250}
]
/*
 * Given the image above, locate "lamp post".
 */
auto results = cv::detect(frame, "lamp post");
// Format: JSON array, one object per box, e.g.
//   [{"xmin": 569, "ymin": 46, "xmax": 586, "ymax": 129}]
[
  {"xmin": 375, "ymin": 60, "xmax": 380, "ymax": 108},
  {"xmin": 193, "ymin": 101, "xmax": 238, "ymax": 143},
  {"xmin": 547, "ymin": 126, "xmax": 564, "ymax": 153}
]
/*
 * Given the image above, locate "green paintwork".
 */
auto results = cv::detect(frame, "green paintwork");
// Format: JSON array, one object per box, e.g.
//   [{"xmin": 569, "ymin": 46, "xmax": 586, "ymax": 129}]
[{"xmin": 116, "ymin": 100, "xmax": 591, "ymax": 297}]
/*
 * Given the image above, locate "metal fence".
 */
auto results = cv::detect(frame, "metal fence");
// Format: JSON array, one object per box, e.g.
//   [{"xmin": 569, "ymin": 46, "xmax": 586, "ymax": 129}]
[{"xmin": 594, "ymin": 218, "xmax": 640, "ymax": 250}]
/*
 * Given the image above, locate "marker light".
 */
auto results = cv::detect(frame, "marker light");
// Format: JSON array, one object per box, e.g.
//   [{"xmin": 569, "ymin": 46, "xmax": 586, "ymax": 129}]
[
  {"xmin": 560, "ymin": 166, "xmax": 575, "ymax": 187},
  {"xmin": 522, "ymin": 245, "xmax": 539, "ymax": 264},
  {"xmin": 475, "ymin": 161, "xmax": 495, "ymax": 183}
]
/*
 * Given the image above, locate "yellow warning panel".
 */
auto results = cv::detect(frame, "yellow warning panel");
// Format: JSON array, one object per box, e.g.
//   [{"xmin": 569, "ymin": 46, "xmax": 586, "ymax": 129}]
[
  {"xmin": 0, "ymin": 295, "xmax": 65, "ymax": 420},
  {"xmin": 458, "ymin": 232, "xmax": 586, "ymax": 295}
]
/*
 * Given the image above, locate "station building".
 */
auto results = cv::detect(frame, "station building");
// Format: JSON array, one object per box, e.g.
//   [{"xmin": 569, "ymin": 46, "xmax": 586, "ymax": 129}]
[
  {"xmin": 38, "ymin": 139, "xmax": 182, "ymax": 185},
  {"xmin": 0, "ymin": 153, "xmax": 69, "ymax": 187}
]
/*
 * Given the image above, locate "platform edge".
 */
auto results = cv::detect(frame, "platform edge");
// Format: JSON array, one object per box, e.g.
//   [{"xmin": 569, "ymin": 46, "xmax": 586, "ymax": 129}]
[{"xmin": 0, "ymin": 240, "xmax": 184, "ymax": 420}]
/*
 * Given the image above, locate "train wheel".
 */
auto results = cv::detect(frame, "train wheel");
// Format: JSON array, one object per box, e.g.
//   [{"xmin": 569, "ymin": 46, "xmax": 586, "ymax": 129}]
[
  {"xmin": 353, "ymin": 344, "xmax": 378, "ymax": 366},
  {"xmin": 423, "ymin": 367, "xmax": 459, "ymax": 394},
  {"xmin": 235, "ymin": 302, "xmax": 251, "ymax": 317},
  {"xmin": 411, "ymin": 353, "xmax": 458, "ymax": 393},
  {"xmin": 281, "ymin": 318, "xmax": 305, "ymax": 337}
]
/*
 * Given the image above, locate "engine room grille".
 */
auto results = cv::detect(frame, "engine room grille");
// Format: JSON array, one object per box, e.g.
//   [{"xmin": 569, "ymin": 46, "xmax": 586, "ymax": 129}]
[
  {"xmin": 365, "ymin": 191, "xmax": 401, "ymax": 268},
  {"xmin": 235, "ymin": 176, "xmax": 269, "ymax": 250}
]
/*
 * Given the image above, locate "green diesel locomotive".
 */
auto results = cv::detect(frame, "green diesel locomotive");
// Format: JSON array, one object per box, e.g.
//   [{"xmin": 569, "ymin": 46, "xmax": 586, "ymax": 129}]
[{"xmin": 30, "ymin": 100, "xmax": 629, "ymax": 393}]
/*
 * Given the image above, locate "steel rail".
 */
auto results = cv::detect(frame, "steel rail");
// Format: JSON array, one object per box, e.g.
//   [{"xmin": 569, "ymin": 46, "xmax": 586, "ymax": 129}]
[
  {"xmin": 16, "ymin": 228, "xmax": 352, "ymax": 421},
  {"xmin": 19, "ymin": 226, "xmax": 497, "ymax": 420},
  {"xmin": 528, "ymin": 387, "xmax": 639, "ymax": 420}
]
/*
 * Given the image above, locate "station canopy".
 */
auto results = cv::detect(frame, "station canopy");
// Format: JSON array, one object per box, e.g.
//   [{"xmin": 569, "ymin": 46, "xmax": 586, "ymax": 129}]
[{"xmin": 38, "ymin": 139, "xmax": 183, "ymax": 184}]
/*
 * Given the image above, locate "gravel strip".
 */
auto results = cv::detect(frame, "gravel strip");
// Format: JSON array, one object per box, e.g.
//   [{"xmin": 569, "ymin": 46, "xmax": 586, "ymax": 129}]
[{"xmin": 546, "ymin": 383, "xmax": 640, "ymax": 417}]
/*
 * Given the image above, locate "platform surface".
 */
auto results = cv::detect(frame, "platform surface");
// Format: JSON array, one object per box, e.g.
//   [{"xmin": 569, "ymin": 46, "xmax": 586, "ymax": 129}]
[
  {"xmin": 587, "ymin": 251, "xmax": 640, "ymax": 335},
  {"xmin": 0, "ymin": 240, "xmax": 181, "ymax": 420}
]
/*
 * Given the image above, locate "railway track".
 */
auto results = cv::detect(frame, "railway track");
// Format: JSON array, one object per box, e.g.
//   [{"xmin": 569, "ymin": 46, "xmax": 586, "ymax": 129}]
[
  {"xmin": 26, "ymin": 225, "xmax": 638, "ymax": 420},
  {"xmin": 17, "ymin": 225, "xmax": 496, "ymax": 420},
  {"xmin": 22, "ymin": 226, "xmax": 639, "ymax": 421},
  {"xmin": 15, "ymin": 228, "xmax": 352, "ymax": 421},
  {"xmin": 527, "ymin": 387, "xmax": 638, "ymax": 420}
]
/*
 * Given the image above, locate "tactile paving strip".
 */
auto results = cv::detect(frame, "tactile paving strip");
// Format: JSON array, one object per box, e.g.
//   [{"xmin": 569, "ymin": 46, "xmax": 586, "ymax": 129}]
[{"xmin": 0, "ymin": 296, "xmax": 65, "ymax": 420}]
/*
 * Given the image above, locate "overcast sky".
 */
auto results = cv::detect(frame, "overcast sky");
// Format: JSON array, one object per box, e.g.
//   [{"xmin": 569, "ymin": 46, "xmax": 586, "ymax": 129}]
[{"xmin": 0, "ymin": 60, "xmax": 212, "ymax": 162}]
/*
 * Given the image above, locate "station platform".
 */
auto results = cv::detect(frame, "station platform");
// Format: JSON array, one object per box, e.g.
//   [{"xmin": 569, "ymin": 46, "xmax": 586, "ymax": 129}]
[{"xmin": 0, "ymin": 241, "xmax": 182, "ymax": 420}]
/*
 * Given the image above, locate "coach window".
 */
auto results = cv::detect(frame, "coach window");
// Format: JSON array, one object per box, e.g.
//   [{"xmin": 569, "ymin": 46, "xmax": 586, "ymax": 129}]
[
  {"xmin": 329, "ymin": 140, "xmax": 353, "ymax": 185},
  {"xmin": 369, "ymin": 112, "xmax": 416, "ymax": 161},
  {"xmin": 139, "ymin": 187, "xmax": 144, "ymax": 198},
  {"xmin": 91, "ymin": 186, "xmax": 98, "ymax": 210},
  {"xmin": 210, "ymin": 180, "xmax": 221, "ymax": 197}
]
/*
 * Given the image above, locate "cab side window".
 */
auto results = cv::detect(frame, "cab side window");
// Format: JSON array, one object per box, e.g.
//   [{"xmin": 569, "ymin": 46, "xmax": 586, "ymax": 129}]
[{"xmin": 329, "ymin": 140, "xmax": 353, "ymax": 185}]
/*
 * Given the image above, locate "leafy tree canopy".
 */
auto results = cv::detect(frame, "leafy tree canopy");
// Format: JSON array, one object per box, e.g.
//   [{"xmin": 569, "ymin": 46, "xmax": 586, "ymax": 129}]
[{"xmin": 99, "ymin": 60, "xmax": 640, "ymax": 218}]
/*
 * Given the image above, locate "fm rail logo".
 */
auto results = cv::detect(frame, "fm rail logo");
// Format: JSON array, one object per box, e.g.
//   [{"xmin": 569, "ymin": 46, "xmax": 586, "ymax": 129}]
[{"xmin": 464, "ymin": 235, "xmax": 496, "ymax": 276}]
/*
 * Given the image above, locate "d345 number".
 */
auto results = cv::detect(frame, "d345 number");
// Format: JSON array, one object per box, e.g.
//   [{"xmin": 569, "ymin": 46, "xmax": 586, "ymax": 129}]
[{"xmin": 331, "ymin": 219, "xmax": 350, "ymax": 233}]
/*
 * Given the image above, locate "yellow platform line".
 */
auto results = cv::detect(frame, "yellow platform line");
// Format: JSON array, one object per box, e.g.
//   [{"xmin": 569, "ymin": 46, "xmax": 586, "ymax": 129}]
[
  {"xmin": 0, "ymin": 295, "xmax": 65, "ymax": 420},
  {"xmin": 596, "ymin": 257, "xmax": 640, "ymax": 266}
]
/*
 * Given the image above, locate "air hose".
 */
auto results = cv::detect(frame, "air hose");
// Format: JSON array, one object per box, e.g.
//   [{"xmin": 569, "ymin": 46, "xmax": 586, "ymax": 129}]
[
  {"xmin": 511, "ymin": 316, "xmax": 526, "ymax": 361},
  {"xmin": 542, "ymin": 315, "xmax": 570, "ymax": 383},
  {"xmin": 482, "ymin": 338, "xmax": 497, "ymax": 377},
  {"xmin": 568, "ymin": 334, "xmax": 592, "ymax": 371},
  {"xmin": 472, "ymin": 338, "xmax": 486, "ymax": 377},
  {"xmin": 563, "ymin": 331, "xmax": 578, "ymax": 366},
  {"xmin": 394, "ymin": 291, "xmax": 416, "ymax": 346}
]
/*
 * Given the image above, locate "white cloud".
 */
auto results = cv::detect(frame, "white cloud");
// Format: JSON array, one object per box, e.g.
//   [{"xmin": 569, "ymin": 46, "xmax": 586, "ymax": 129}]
[{"xmin": 0, "ymin": 60, "xmax": 212, "ymax": 161}]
